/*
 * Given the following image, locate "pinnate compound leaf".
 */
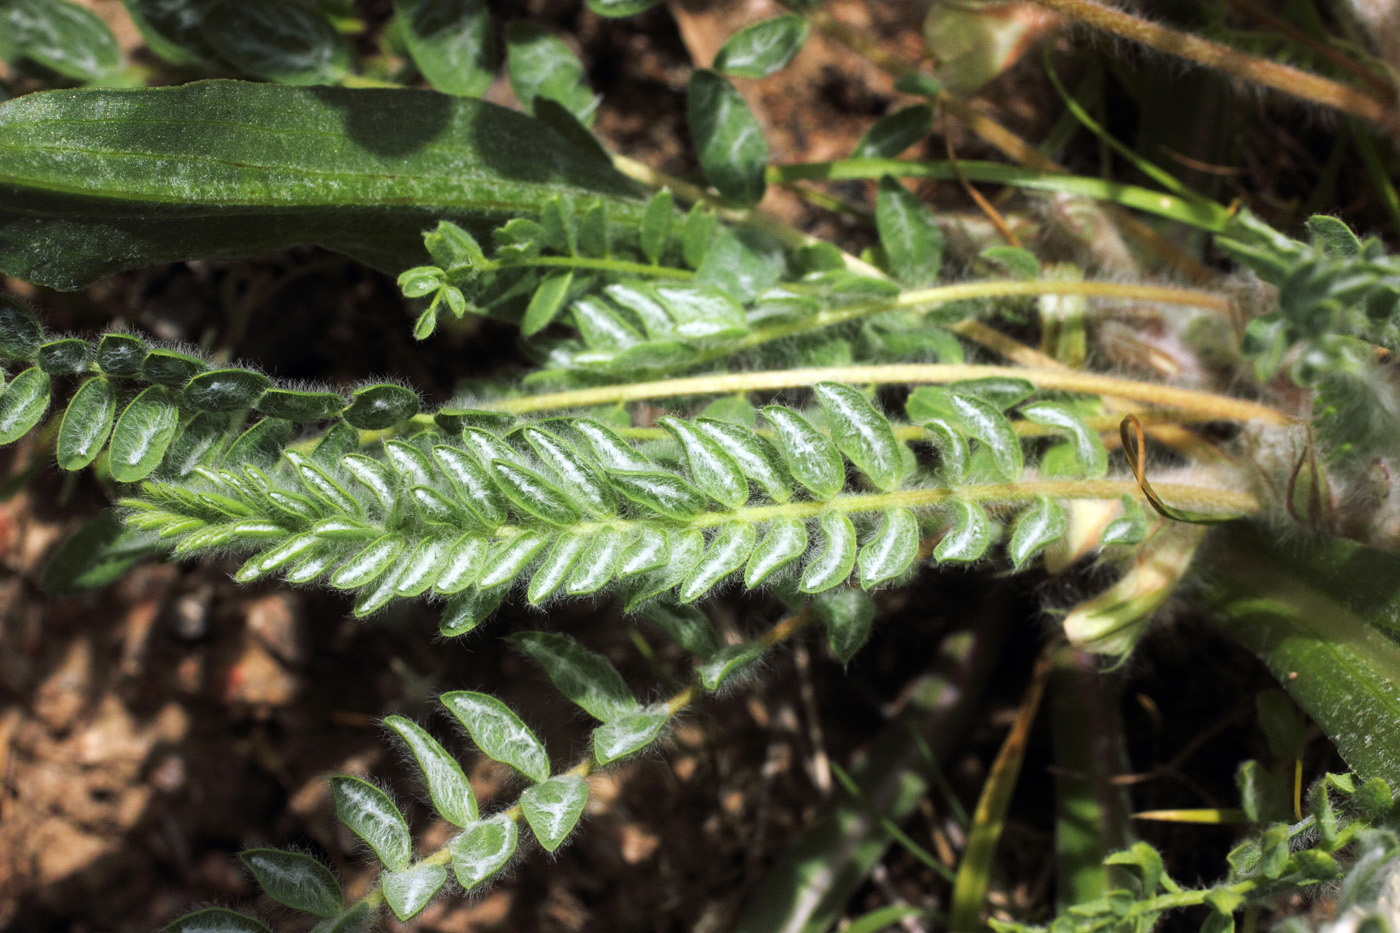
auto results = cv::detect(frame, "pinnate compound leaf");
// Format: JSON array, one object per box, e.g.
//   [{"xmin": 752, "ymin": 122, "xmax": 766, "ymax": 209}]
[
  {"xmin": 382, "ymin": 863, "xmax": 447, "ymax": 921},
  {"xmin": 512, "ymin": 632, "xmax": 639, "ymax": 721},
  {"xmin": 1008, "ymin": 496, "xmax": 1066, "ymax": 568},
  {"xmin": 344, "ymin": 384, "xmax": 418, "ymax": 430},
  {"xmin": 441, "ymin": 691, "xmax": 550, "ymax": 783},
  {"xmin": 1, "ymin": 0, "xmax": 121, "ymax": 81},
  {"xmin": 56, "ymin": 376, "xmax": 116, "ymax": 470},
  {"xmin": 814, "ymin": 382, "xmax": 904, "ymax": 490},
  {"xmin": 520, "ymin": 774, "xmax": 588, "ymax": 852},
  {"xmin": 393, "ymin": 0, "xmax": 495, "ymax": 98},
  {"xmin": 328, "ymin": 776, "xmax": 412, "ymax": 871},
  {"xmin": 875, "ymin": 176, "xmax": 943, "ymax": 287},
  {"xmin": 594, "ymin": 708, "xmax": 670, "ymax": 765},
  {"xmin": 505, "ymin": 22, "xmax": 595, "ymax": 124},
  {"xmin": 164, "ymin": 907, "xmax": 272, "ymax": 933},
  {"xmin": 384, "ymin": 716, "xmax": 477, "ymax": 827},
  {"xmin": 816, "ymin": 588, "xmax": 877, "ymax": 663},
  {"xmin": 201, "ymin": 0, "xmax": 349, "ymax": 86},
  {"xmin": 852, "ymin": 104, "xmax": 933, "ymax": 159},
  {"xmin": 858, "ymin": 507, "xmax": 919, "ymax": 588},
  {"xmin": 745, "ymin": 517, "xmax": 808, "ymax": 588},
  {"xmin": 239, "ymin": 848, "xmax": 342, "ymax": 918},
  {"xmin": 450, "ymin": 815, "xmax": 517, "ymax": 891},
  {"xmin": 688, "ymin": 69, "xmax": 768, "ymax": 206},
  {"xmin": 109, "ymin": 385, "xmax": 179, "ymax": 482},
  {"xmin": 801, "ymin": 511, "xmax": 858, "ymax": 593},
  {"xmin": 713, "ymin": 14, "xmax": 808, "ymax": 79},
  {"xmin": 762, "ymin": 405, "xmax": 844, "ymax": 500},
  {"xmin": 935, "ymin": 499, "xmax": 994, "ymax": 562},
  {"xmin": 0, "ymin": 82, "xmax": 639, "ymax": 291}
]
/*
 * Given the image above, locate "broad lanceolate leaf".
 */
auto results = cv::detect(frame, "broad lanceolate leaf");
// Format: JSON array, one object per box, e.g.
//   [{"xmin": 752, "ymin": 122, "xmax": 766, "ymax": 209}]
[
  {"xmin": 762, "ymin": 405, "xmax": 844, "ymax": 500},
  {"xmin": 56, "ymin": 375, "xmax": 116, "ymax": 470},
  {"xmin": 37, "ymin": 337, "xmax": 90, "ymax": 374},
  {"xmin": 393, "ymin": 0, "xmax": 495, "ymax": 98},
  {"xmin": 441, "ymin": 691, "xmax": 551, "ymax": 783},
  {"xmin": 511, "ymin": 632, "xmax": 638, "ymax": 721},
  {"xmin": 813, "ymin": 382, "xmax": 904, "ymax": 490},
  {"xmin": 239, "ymin": 848, "xmax": 343, "ymax": 918},
  {"xmin": 384, "ymin": 716, "xmax": 477, "ymax": 827},
  {"xmin": 328, "ymin": 776, "xmax": 413, "ymax": 871},
  {"xmin": 876, "ymin": 175, "xmax": 943, "ymax": 287},
  {"xmin": 520, "ymin": 773, "xmax": 588, "ymax": 852},
  {"xmin": 852, "ymin": 104, "xmax": 933, "ymax": 159},
  {"xmin": 0, "ymin": 81, "xmax": 640, "ymax": 290},
  {"xmin": 382, "ymin": 863, "xmax": 447, "ymax": 921},
  {"xmin": 0, "ymin": 0, "xmax": 121, "ymax": 81},
  {"xmin": 816, "ymin": 588, "xmax": 877, "ymax": 663},
  {"xmin": 858, "ymin": 508, "xmax": 919, "ymax": 588},
  {"xmin": 505, "ymin": 22, "xmax": 596, "ymax": 124},
  {"xmin": 688, "ymin": 69, "xmax": 769, "ymax": 206},
  {"xmin": 1007, "ymin": 496, "xmax": 1066, "ymax": 568},
  {"xmin": 712, "ymin": 15, "xmax": 808, "ymax": 79},
  {"xmin": 109, "ymin": 385, "xmax": 179, "ymax": 482},
  {"xmin": 450, "ymin": 815, "xmax": 517, "ymax": 891},
  {"xmin": 201, "ymin": 0, "xmax": 348, "ymax": 85},
  {"xmin": 521, "ymin": 269, "xmax": 574, "ymax": 336},
  {"xmin": 593, "ymin": 708, "xmax": 670, "ymax": 765},
  {"xmin": 164, "ymin": 907, "xmax": 272, "ymax": 933}
]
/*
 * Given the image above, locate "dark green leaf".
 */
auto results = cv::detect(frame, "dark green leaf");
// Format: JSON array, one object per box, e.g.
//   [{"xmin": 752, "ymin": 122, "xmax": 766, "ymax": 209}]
[
  {"xmin": 450, "ymin": 815, "xmax": 517, "ymax": 891},
  {"xmin": 586, "ymin": 0, "xmax": 665, "ymax": 17},
  {"xmin": 934, "ymin": 500, "xmax": 993, "ymax": 562},
  {"xmin": 343, "ymin": 383, "xmax": 418, "ymax": 430},
  {"xmin": 564, "ymin": 526, "xmax": 625, "ymax": 595},
  {"xmin": 239, "ymin": 848, "xmax": 342, "ymax": 918},
  {"xmin": 441, "ymin": 690, "xmax": 550, "ymax": 782},
  {"xmin": 384, "ymin": 716, "xmax": 477, "ymax": 827},
  {"xmin": 222, "ymin": 417, "xmax": 293, "ymax": 470},
  {"xmin": 439, "ymin": 585, "xmax": 504, "ymax": 635},
  {"xmin": 505, "ymin": 22, "xmax": 595, "ymax": 124},
  {"xmin": 852, "ymin": 104, "xmax": 933, "ymax": 159},
  {"xmin": 41, "ymin": 509, "xmax": 158, "ymax": 593},
  {"xmin": 512, "ymin": 631, "xmax": 639, "ymax": 721},
  {"xmin": 520, "ymin": 774, "xmax": 587, "ymax": 852},
  {"xmin": 491, "ymin": 459, "xmax": 581, "ymax": 526},
  {"xmin": 1305, "ymin": 214, "xmax": 1362, "ymax": 258},
  {"xmin": 164, "ymin": 907, "xmax": 271, "ymax": 933},
  {"xmin": 255, "ymin": 387, "xmax": 345, "ymax": 422},
  {"xmin": 713, "ymin": 14, "xmax": 808, "ymax": 79},
  {"xmin": 814, "ymin": 382, "xmax": 904, "ymax": 490},
  {"xmin": 661, "ymin": 416, "xmax": 748, "ymax": 509},
  {"xmin": 688, "ymin": 69, "xmax": 768, "ymax": 206},
  {"xmin": 1021, "ymin": 400, "xmax": 1107, "ymax": 478},
  {"xmin": 696, "ymin": 418, "xmax": 791, "ymax": 502},
  {"xmin": 0, "ymin": 294, "xmax": 44, "ymax": 360},
  {"xmin": 816, "ymin": 588, "xmax": 876, "ymax": 662},
  {"xmin": 0, "ymin": 81, "xmax": 640, "ymax": 291},
  {"xmin": 639, "ymin": 188, "xmax": 673, "ymax": 265},
  {"xmin": 36, "ymin": 337, "xmax": 91, "ymax": 375},
  {"xmin": 641, "ymin": 601, "xmax": 720, "ymax": 656},
  {"xmin": 201, "ymin": 0, "xmax": 349, "ymax": 85},
  {"xmin": 762, "ymin": 405, "xmax": 844, "ymax": 500},
  {"xmin": 140, "ymin": 348, "xmax": 207, "ymax": 386},
  {"xmin": 526, "ymin": 533, "xmax": 586, "ymax": 603},
  {"xmin": 518, "ymin": 425, "xmax": 615, "ymax": 517},
  {"xmin": 56, "ymin": 375, "xmax": 116, "ymax": 470},
  {"xmin": 617, "ymin": 524, "xmax": 670, "ymax": 577},
  {"xmin": 0, "ymin": 0, "xmax": 120, "ymax": 81},
  {"xmin": 109, "ymin": 385, "xmax": 179, "ymax": 482},
  {"xmin": 393, "ymin": 0, "xmax": 495, "ymax": 97},
  {"xmin": 698, "ymin": 642, "xmax": 766, "ymax": 691},
  {"xmin": 328, "ymin": 775, "xmax": 412, "ymax": 871},
  {"xmin": 184, "ymin": 368, "xmax": 272, "ymax": 412},
  {"xmin": 382, "ymin": 863, "xmax": 447, "ymax": 921},
  {"xmin": 876, "ymin": 176, "xmax": 942, "ymax": 287}
]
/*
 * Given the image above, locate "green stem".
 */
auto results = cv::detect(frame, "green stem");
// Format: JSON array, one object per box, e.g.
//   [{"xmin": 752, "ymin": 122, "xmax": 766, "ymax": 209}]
[{"xmin": 479, "ymin": 255, "xmax": 695, "ymax": 281}]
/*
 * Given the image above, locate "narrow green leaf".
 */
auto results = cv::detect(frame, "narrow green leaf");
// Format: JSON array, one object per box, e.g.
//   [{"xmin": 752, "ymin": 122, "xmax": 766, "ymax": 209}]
[
  {"xmin": 340, "ymin": 454, "xmax": 397, "ymax": 515},
  {"xmin": 222, "ymin": 417, "xmax": 293, "ymax": 471},
  {"xmin": 330, "ymin": 534, "xmax": 405, "ymax": 590},
  {"xmin": 519, "ymin": 425, "xmax": 615, "ymax": 518},
  {"xmin": 284, "ymin": 545, "xmax": 343, "ymax": 585},
  {"xmin": 951, "ymin": 377, "xmax": 1037, "ymax": 411},
  {"xmin": 520, "ymin": 270, "xmax": 574, "ymax": 336},
  {"xmin": 816, "ymin": 588, "xmax": 877, "ymax": 663},
  {"xmin": 439, "ymin": 586, "xmax": 505, "ymax": 636},
  {"xmin": 241, "ymin": 533, "xmax": 317, "ymax": 581},
  {"xmin": 384, "ymin": 438, "xmax": 433, "ymax": 485},
  {"xmin": 1, "ymin": 0, "xmax": 120, "ymax": 81},
  {"xmin": 640, "ymin": 188, "xmax": 673, "ymax": 264},
  {"xmin": 688, "ymin": 69, "xmax": 768, "ymax": 205},
  {"xmin": 680, "ymin": 522, "xmax": 756, "ymax": 603},
  {"xmin": 696, "ymin": 418, "xmax": 792, "ymax": 502},
  {"xmin": 430, "ymin": 445, "xmax": 506, "ymax": 525},
  {"xmin": 745, "ymin": 517, "xmax": 808, "ymax": 588},
  {"xmin": 617, "ymin": 524, "xmax": 670, "ymax": 577},
  {"xmin": 329, "ymin": 776, "xmax": 412, "ymax": 871},
  {"xmin": 505, "ymin": 22, "xmax": 595, "ymax": 124},
  {"xmin": 288, "ymin": 454, "xmax": 362, "ymax": 517},
  {"xmin": 393, "ymin": 0, "xmax": 495, "ymax": 97},
  {"xmin": 56, "ymin": 376, "xmax": 116, "ymax": 470},
  {"xmin": 441, "ymin": 690, "xmax": 551, "ymax": 783},
  {"xmin": 609, "ymin": 469, "xmax": 707, "ymax": 521},
  {"xmin": 410, "ymin": 484, "xmax": 463, "ymax": 526},
  {"xmin": 201, "ymin": 0, "xmax": 348, "ymax": 86},
  {"xmin": 41, "ymin": 509, "xmax": 157, "ymax": 593},
  {"xmin": 0, "ymin": 365, "xmax": 49, "ymax": 444},
  {"xmin": 586, "ymin": 0, "xmax": 665, "ymax": 17},
  {"xmin": 109, "ymin": 385, "xmax": 179, "ymax": 482},
  {"xmin": 344, "ymin": 384, "xmax": 418, "ymax": 430},
  {"xmin": 160, "ymin": 411, "xmax": 233, "ymax": 478},
  {"xmin": 140, "ymin": 348, "xmax": 207, "ymax": 386},
  {"xmin": 433, "ymin": 534, "xmax": 488, "ymax": 595},
  {"xmin": 698, "ymin": 642, "xmax": 766, "ymax": 691},
  {"xmin": 1008, "ymin": 496, "xmax": 1066, "ymax": 569},
  {"xmin": 577, "ymin": 199, "xmax": 608, "ymax": 258},
  {"xmin": 310, "ymin": 901, "xmax": 373, "ymax": 933},
  {"xmin": 653, "ymin": 283, "xmax": 748, "ymax": 339},
  {"xmin": 682, "ymin": 202, "xmax": 719, "ymax": 269},
  {"xmin": 565, "ymin": 526, "xmax": 625, "ymax": 595},
  {"xmin": 813, "ymin": 382, "xmax": 904, "ymax": 490},
  {"xmin": 36, "ymin": 337, "xmax": 91, "ymax": 375},
  {"xmin": 239, "ymin": 848, "xmax": 342, "ymax": 918},
  {"xmin": 256, "ymin": 388, "xmax": 346, "ymax": 422},
  {"xmin": 520, "ymin": 774, "xmax": 588, "ymax": 852},
  {"xmin": 491, "ymin": 459, "xmax": 581, "ymax": 526},
  {"xmin": 858, "ymin": 507, "xmax": 919, "ymax": 588},
  {"xmin": 164, "ymin": 907, "xmax": 271, "ymax": 933},
  {"xmin": 935, "ymin": 500, "xmax": 994, "ymax": 562},
  {"xmin": 713, "ymin": 14, "xmax": 808, "ymax": 79},
  {"xmin": 391, "ymin": 536, "xmax": 450, "ymax": 597},
  {"xmin": 526, "ymin": 533, "xmax": 587, "ymax": 604},
  {"xmin": 876, "ymin": 175, "xmax": 943, "ymax": 287},
  {"xmin": 382, "ymin": 863, "xmax": 447, "ymax": 922},
  {"xmin": 183, "ymin": 368, "xmax": 271, "ymax": 413},
  {"xmin": 572, "ymin": 296, "xmax": 641, "ymax": 351},
  {"xmin": 762, "ymin": 405, "xmax": 844, "ymax": 500},
  {"xmin": 801, "ymin": 511, "xmax": 859, "ymax": 593},
  {"xmin": 624, "ymin": 528, "xmax": 704, "ymax": 610},
  {"xmin": 477, "ymin": 530, "xmax": 548, "ymax": 589},
  {"xmin": 661, "ymin": 416, "xmax": 749, "ymax": 509},
  {"xmin": 450, "ymin": 815, "xmax": 517, "ymax": 891},
  {"xmin": 384, "ymin": 715, "xmax": 477, "ymax": 827},
  {"xmin": 852, "ymin": 104, "xmax": 933, "ymax": 159},
  {"xmin": 1305, "ymin": 214, "xmax": 1362, "ymax": 258},
  {"xmin": 571, "ymin": 418, "xmax": 655, "ymax": 471},
  {"xmin": 1021, "ymin": 401, "xmax": 1108, "ymax": 479},
  {"xmin": 594, "ymin": 708, "xmax": 670, "ymax": 765},
  {"xmin": 641, "ymin": 601, "xmax": 721, "ymax": 657},
  {"xmin": 512, "ymin": 631, "xmax": 638, "ymax": 720}
]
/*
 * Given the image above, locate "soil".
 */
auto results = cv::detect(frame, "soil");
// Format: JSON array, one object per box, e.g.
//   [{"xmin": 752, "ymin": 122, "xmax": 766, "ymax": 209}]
[{"xmin": 0, "ymin": 1, "xmax": 1384, "ymax": 931}]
